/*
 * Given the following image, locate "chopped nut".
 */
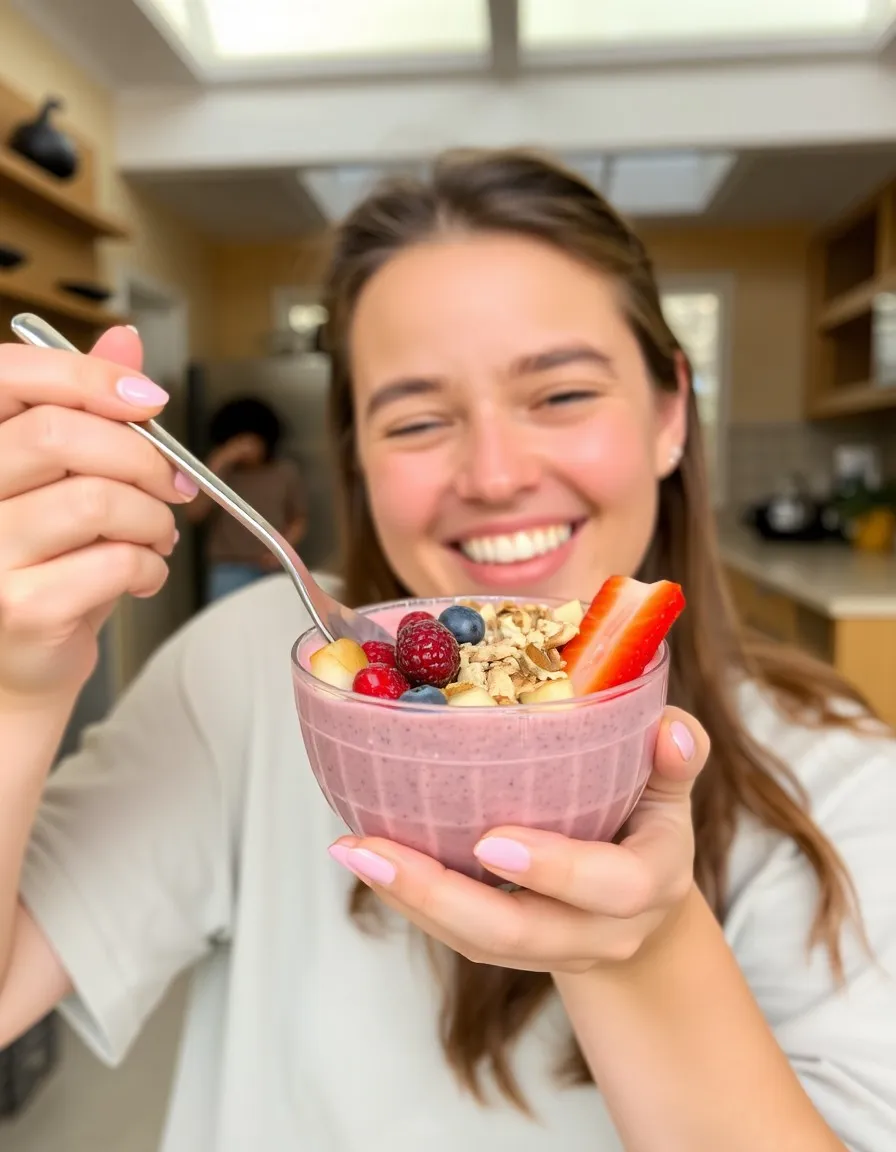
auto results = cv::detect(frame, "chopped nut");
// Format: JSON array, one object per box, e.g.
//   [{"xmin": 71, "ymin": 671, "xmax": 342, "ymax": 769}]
[
  {"xmin": 444, "ymin": 681, "xmax": 476, "ymax": 698},
  {"xmin": 495, "ymin": 696, "xmax": 516, "ymax": 706},
  {"xmin": 487, "ymin": 664, "xmax": 517, "ymax": 700},
  {"xmin": 524, "ymin": 643, "xmax": 553, "ymax": 671},
  {"xmin": 457, "ymin": 661, "xmax": 487, "ymax": 688},
  {"xmin": 544, "ymin": 622, "xmax": 580, "ymax": 649},
  {"xmin": 547, "ymin": 647, "xmax": 564, "ymax": 671},
  {"xmin": 525, "ymin": 630, "xmax": 546, "ymax": 648}
]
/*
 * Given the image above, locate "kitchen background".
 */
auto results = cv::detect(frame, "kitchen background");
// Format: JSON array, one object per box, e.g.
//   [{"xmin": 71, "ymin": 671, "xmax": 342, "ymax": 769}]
[{"xmin": 2, "ymin": 1, "xmax": 896, "ymax": 1148}]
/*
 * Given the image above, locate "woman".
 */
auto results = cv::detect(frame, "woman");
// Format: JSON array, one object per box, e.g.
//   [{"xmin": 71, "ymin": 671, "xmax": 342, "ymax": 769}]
[
  {"xmin": 0, "ymin": 149, "xmax": 893, "ymax": 1152},
  {"xmin": 185, "ymin": 396, "xmax": 307, "ymax": 602}
]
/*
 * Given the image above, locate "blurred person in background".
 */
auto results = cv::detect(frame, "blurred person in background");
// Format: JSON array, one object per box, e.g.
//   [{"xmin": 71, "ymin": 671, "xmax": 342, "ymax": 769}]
[{"xmin": 185, "ymin": 396, "xmax": 306, "ymax": 601}]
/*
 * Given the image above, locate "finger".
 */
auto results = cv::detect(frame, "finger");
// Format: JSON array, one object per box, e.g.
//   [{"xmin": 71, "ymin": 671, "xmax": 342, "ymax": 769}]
[
  {"xmin": 90, "ymin": 325, "xmax": 143, "ymax": 372},
  {"xmin": 329, "ymin": 836, "xmax": 600, "ymax": 964},
  {"xmin": 0, "ymin": 343, "xmax": 168, "ymax": 424},
  {"xmin": 469, "ymin": 827, "xmax": 662, "ymax": 916},
  {"xmin": 0, "ymin": 476, "xmax": 177, "ymax": 570},
  {"xmin": 0, "ymin": 542, "xmax": 170, "ymax": 634},
  {"xmin": 645, "ymin": 707, "xmax": 710, "ymax": 795},
  {"xmin": 0, "ymin": 405, "xmax": 198, "ymax": 504}
]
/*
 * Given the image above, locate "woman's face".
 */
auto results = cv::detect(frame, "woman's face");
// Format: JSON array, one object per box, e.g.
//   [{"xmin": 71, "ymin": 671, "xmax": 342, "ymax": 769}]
[{"xmin": 350, "ymin": 233, "xmax": 687, "ymax": 603}]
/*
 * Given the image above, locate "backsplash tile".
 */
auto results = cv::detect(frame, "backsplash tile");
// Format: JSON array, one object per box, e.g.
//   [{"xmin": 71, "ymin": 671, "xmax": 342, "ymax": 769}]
[{"xmin": 726, "ymin": 414, "xmax": 896, "ymax": 509}]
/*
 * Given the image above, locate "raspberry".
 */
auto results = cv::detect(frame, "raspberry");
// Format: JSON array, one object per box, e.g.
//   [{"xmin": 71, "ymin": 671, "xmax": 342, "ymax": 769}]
[
  {"xmin": 396, "ymin": 620, "xmax": 460, "ymax": 688},
  {"xmin": 353, "ymin": 665, "xmax": 409, "ymax": 700},
  {"xmin": 362, "ymin": 641, "xmax": 397, "ymax": 668},
  {"xmin": 398, "ymin": 610, "xmax": 433, "ymax": 634}
]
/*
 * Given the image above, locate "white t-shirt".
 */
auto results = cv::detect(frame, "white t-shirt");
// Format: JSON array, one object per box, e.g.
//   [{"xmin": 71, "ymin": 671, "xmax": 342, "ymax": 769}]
[{"xmin": 19, "ymin": 575, "xmax": 896, "ymax": 1152}]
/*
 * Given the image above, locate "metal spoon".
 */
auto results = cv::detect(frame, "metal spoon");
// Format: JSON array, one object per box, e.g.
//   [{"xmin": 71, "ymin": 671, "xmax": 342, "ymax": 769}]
[{"xmin": 11, "ymin": 312, "xmax": 392, "ymax": 646}]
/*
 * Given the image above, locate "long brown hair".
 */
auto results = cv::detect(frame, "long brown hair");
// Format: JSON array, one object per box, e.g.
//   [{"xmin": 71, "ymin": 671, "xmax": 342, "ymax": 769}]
[{"xmin": 322, "ymin": 147, "xmax": 870, "ymax": 1109}]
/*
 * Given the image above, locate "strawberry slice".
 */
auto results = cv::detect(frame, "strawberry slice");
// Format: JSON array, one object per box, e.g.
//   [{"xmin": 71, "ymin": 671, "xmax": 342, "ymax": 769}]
[{"xmin": 562, "ymin": 576, "xmax": 685, "ymax": 694}]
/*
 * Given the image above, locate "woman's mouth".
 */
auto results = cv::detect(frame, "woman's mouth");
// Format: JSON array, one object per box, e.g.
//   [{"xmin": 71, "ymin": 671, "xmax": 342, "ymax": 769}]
[
  {"xmin": 450, "ymin": 521, "xmax": 584, "ymax": 588},
  {"xmin": 458, "ymin": 522, "xmax": 573, "ymax": 564}
]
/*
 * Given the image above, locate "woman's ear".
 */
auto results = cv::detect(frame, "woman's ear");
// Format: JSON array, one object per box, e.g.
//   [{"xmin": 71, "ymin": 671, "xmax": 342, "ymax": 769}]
[{"xmin": 654, "ymin": 351, "xmax": 690, "ymax": 479}]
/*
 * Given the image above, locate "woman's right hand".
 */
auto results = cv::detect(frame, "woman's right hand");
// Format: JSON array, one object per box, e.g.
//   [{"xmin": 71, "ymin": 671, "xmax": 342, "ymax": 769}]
[{"xmin": 0, "ymin": 326, "xmax": 198, "ymax": 705}]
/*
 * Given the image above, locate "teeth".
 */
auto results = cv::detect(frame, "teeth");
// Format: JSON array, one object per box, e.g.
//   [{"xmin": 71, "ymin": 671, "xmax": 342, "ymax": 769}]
[{"xmin": 459, "ymin": 523, "xmax": 573, "ymax": 565}]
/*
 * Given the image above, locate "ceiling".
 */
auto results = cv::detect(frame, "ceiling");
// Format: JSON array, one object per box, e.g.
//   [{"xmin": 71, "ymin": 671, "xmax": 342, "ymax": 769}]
[
  {"xmin": 130, "ymin": 145, "xmax": 896, "ymax": 240},
  {"xmin": 13, "ymin": 0, "xmax": 896, "ymax": 232}
]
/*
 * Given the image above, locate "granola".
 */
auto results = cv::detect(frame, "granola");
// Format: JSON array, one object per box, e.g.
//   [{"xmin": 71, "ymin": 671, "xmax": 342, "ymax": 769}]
[{"xmin": 449, "ymin": 599, "xmax": 583, "ymax": 704}]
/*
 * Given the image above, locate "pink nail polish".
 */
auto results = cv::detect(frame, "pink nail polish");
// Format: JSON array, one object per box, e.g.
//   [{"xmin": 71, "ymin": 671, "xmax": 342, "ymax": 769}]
[
  {"xmin": 474, "ymin": 837, "xmax": 531, "ymax": 873},
  {"xmin": 670, "ymin": 720, "xmax": 695, "ymax": 761},
  {"xmin": 345, "ymin": 848, "xmax": 396, "ymax": 886},
  {"xmin": 116, "ymin": 376, "xmax": 169, "ymax": 406},
  {"xmin": 328, "ymin": 844, "xmax": 351, "ymax": 867},
  {"xmin": 174, "ymin": 471, "xmax": 199, "ymax": 497}
]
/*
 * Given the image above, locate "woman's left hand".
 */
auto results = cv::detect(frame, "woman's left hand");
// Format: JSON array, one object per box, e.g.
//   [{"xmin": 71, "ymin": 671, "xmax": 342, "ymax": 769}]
[{"xmin": 328, "ymin": 706, "xmax": 709, "ymax": 973}]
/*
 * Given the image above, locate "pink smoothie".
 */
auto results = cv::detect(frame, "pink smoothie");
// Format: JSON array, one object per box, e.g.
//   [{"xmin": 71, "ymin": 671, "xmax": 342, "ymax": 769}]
[{"xmin": 292, "ymin": 596, "xmax": 669, "ymax": 884}]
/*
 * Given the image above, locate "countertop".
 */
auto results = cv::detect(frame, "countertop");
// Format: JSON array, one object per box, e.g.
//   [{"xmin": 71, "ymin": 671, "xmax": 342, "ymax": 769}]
[{"xmin": 716, "ymin": 518, "xmax": 896, "ymax": 620}]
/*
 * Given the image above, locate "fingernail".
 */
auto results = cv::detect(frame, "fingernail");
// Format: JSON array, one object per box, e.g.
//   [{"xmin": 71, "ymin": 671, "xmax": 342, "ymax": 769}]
[
  {"xmin": 174, "ymin": 471, "xmax": 199, "ymax": 497},
  {"xmin": 116, "ymin": 376, "xmax": 168, "ymax": 406},
  {"xmin": 344, "ymin": 848, "xmax": 396, "ymax": 886},
  {"xmin": 328, "ymin": 844, "xmax": 351, "ymax": 867},
  {"xmin": 670, "ymin": 721, "xmax": 695, "ymax": 761},
  {"xmin": 126, "ymin": 324, "xmax": 139, "ymax": 334},
  {"xmin": 474, "ymin": 837, "xmax": 531, "ymax": 873},
  {"xmin": 172, "ymin": 529, "xmax": 180, "ymax": 546}
]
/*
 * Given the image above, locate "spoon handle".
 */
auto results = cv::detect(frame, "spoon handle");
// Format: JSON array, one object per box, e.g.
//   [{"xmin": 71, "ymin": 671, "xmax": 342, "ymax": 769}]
[{"xmin": 10, "ymin": 312, "xmax": 336, "ymax": 641}]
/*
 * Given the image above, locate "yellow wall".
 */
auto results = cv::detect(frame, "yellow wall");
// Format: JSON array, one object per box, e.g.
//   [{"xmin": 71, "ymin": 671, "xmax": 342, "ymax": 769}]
[
  {"xmin": 208, "ymin": 223, "xmax": 811, "ymax": 424},
  {"xmin": 0, "ymin": 0, "xmax": 216, "ymax": 354},
  {"xmin": 641, "ymin": 223, "xmax": 811, "ymax": 424}
]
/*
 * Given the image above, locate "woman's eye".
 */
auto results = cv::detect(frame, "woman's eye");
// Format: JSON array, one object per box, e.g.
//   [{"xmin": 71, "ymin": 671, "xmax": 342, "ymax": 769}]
[
  {"xmin": 386, "ymin": 419, "xmax": 445, "ymax": 438},
  {"xmin": 541, "ymin": 389, "xmax": 598, "ymax": 407}
]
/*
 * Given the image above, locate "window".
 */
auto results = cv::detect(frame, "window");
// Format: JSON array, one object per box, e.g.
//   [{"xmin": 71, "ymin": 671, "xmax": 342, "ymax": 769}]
[{"xmin": 660, "ymin": 278, "xmax": 731, "ymax": 506}]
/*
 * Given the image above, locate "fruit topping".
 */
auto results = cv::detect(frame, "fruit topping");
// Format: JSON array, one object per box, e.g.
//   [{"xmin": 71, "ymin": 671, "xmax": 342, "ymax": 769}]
[
  {"xmin": 309, "ymin": 638, "xmax": 368, "ymax": 691},
  {"xmin": 562, "ymin": 576, "xmax": 685, "ymax": 694},
  {"xmin": 398, "ymin": 610, "xmax": 433, "ymax": 633},
  {"xmin": 361, "ymin": 641, "xmax": 397, "ymax": 668},
  {"xmin": 445, "ymin": 684, "xmax": 498, "ymax": 707},
  {"xmin": 396, "ymin": 620, "xmax": 461, "ymax": 688},
  {"xmin": 438, "ymin": 604, "xmax": 486, "ymax": 646},
  {"xmin": 353, "ymin": 665, "xmax": 410, "ymax": 700},
  {"xmin": 518, "ymin": 679, "xmax": 576, "ymax": 704},
  {"xmin": 399, "ymin": 684, "xmax": 448, "ymax": 705}
]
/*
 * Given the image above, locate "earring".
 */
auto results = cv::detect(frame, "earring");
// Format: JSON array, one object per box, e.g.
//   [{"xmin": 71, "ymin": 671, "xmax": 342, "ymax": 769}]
[{"xmin": 669, "ymin": 446, "xmax": 683, "ymax": 469}]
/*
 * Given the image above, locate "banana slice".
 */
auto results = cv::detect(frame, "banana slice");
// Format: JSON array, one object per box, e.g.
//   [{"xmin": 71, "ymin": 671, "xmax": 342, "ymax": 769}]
[
  {"xmin": 553, "ymin": 599, "xmax": 584, "ymax": 627},
  {"xmin": 446, "ymin": 685, "xmax": 498, "ymax": 707},
  {"xmin": 309, "ymin": 638, "xmax": 368, "ymax": 690},
  {"xmin": 519, "ymin": 678, "xmax": 576, "ymax": 704}
]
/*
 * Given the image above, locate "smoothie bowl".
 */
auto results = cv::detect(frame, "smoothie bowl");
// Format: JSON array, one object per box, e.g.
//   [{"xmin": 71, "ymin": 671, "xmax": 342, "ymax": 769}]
[{"xmin": 291, "ymin": 580, "xmax": 682, "ymax": 884}]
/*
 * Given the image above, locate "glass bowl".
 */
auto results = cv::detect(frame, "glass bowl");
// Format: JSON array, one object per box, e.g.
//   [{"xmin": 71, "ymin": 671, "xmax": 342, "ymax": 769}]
[{"xmin": 291, "ymin": 596, "xmax": 669, "ymax": 884}]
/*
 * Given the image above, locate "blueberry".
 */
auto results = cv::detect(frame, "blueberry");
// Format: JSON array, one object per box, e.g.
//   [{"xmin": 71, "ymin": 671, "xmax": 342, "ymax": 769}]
[
  {"xmin": 399, "ymin": 684, "xmax": 447, "ymax": 706},
  {"xmin": 438, "ymin": 605, "xmax": 486, "ymax": 645}
]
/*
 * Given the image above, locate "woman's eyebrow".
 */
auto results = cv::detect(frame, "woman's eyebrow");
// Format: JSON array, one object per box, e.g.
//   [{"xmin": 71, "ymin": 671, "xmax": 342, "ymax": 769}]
[{"xmin": 365, "ymin": 377, "xmax": 442, "ymax": 420}]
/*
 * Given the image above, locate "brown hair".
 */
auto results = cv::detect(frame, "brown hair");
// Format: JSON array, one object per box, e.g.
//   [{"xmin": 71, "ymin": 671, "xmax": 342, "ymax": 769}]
[{"xmin": 323, "ymin": 147, "xmax": 871, "ymax": 1109}]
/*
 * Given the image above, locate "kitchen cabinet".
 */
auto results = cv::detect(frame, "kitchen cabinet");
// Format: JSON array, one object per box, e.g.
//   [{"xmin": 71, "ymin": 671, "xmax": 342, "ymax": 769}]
[{"xmin": 724, "ymin": 565, "xmax": 896, "ymax": 726}]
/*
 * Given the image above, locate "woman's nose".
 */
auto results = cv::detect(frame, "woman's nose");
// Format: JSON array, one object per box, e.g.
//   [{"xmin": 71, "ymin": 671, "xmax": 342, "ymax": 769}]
[{"xmin": 454, "ymin": 411, "xmax": 542, "ymax": 505}]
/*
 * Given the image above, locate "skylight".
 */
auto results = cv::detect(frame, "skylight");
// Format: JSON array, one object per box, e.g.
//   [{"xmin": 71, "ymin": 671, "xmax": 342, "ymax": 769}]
[
  {"xmin": 521, "ymin": 0, "xmax": 874, "ymax": 49},
  {"xmin": 196, "ymin": 0, "xmax": 488, "ymax": 60}
]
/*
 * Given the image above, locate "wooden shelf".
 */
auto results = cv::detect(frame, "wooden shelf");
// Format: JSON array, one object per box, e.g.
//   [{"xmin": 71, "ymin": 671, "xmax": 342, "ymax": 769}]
[
  {"xmin": 817, "ymin": 279, "xmax": 877, "ymax": 330},
  {"xmin": 807, "ymin": 178, "xmax": 896, "ymax": 418},
  {"xmin": 0, "ymin": 149, "xmax": 129, "ymax": 240},
  {"xmin": 807, "ymin": 382, "xmax": 896, "ymax": 418},
  {"xmin": 0, "ymin": 275, "xmax": 128, "ymax": 328}
]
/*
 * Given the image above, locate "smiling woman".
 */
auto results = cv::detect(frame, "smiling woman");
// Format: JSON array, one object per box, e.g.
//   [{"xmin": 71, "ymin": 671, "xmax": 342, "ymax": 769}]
[{"xmin": 0, "ymin": 145, "xmax": 894, "ymax": 1152}]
